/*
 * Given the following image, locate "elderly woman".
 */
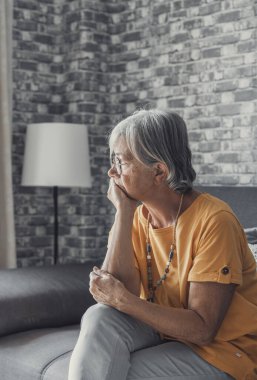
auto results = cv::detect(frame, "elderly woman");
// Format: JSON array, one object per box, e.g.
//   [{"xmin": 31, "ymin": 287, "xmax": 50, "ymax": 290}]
[{"xmin": 69, "ymin": 110, "xmax": 257, "ymax": 380}]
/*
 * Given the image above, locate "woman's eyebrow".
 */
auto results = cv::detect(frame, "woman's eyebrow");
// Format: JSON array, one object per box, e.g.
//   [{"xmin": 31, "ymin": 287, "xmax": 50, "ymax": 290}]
[
  {"xmin": 113, "ymin": 151, "xmax": 133, "ymax": 160},
  {"xmin": 114, "ymin": 152, "xmax": 129, "ymax": 158}
]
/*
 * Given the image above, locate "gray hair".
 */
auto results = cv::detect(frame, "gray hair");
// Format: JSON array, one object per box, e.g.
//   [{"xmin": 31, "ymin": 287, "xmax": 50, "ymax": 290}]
[{"xmin": 109, "ymin": 109, "xmax": 196, "ymax": 193}]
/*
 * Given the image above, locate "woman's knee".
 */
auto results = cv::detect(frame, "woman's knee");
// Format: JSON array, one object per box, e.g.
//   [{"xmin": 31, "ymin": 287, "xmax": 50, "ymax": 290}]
[{"xmin": 81, "ymin": 303, "xmax": 120, "ymax": 331}]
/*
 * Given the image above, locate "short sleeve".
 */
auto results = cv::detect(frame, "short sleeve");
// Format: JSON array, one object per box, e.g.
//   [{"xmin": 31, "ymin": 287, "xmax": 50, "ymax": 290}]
[{"xmin": 188, "ymin": 211, "xmax": 243, "ymax": 285}]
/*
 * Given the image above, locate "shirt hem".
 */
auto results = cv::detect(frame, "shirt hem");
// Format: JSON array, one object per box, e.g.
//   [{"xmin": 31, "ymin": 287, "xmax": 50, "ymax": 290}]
[{"xmin": 185, "ymin": 343, "xmax": 255, "ymax": 380}]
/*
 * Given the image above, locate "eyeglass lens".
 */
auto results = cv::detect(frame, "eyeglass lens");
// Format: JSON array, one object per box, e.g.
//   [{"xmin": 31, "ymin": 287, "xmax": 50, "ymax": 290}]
[{"xmin": 111, "ymin": 153, "xmax": 121, "ymax": 174}]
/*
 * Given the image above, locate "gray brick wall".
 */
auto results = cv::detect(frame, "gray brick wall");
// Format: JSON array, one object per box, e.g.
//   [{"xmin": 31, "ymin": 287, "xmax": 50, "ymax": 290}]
[
  {"xmin": 108, "ymin": 0, "xmax": 257, "ymax": 187},
  {"xmin": 13, "ymin": 0, "xmax": 113, "ymax": 267},
  {"xmin": 13, "ymin": 0, "xmax": 257, "ymax": 267}
]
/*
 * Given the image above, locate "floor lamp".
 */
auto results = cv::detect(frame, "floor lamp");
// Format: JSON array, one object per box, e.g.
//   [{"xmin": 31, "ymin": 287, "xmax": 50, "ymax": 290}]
[{"xmin": 21, "ymin": 123, "xmax": 92, "ymax": 265}]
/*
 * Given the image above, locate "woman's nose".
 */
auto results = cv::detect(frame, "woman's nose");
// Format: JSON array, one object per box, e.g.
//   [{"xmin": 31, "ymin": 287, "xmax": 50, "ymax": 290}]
[{"xmin": 108, "ymin": 166, "xmax": 119, "ymax": 178}]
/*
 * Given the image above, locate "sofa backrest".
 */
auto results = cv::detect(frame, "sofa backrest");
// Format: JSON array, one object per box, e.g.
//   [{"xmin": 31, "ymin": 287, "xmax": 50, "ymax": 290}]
[
  {"xmin": 197, "ymin": 186, "xmax": 257, "ymax": 228},
  {"xmin": 0, "ymin": 262, "xmax": 101, "ymax": 337}
]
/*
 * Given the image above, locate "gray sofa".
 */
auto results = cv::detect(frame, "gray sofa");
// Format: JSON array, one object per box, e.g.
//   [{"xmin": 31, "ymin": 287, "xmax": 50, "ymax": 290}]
[
  {"xmin": 0, "ymin": 262, "xmax": 102, "ymax": 380},
  {"xmin": 0, "ymin": 187, "xmax": 256, "ymax": 380}
]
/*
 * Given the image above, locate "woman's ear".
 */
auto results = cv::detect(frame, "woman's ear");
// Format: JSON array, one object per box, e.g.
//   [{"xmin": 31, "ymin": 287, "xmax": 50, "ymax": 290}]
[{"xmin": 153, "ymin": 163, "xmax": 168, "ymax": 184}]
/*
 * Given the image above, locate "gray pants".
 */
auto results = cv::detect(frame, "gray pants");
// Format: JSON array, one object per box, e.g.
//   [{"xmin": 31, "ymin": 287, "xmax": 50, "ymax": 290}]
[{"xmin": 68, "ymin": 304, "xmax": 233, "ymax": 380}]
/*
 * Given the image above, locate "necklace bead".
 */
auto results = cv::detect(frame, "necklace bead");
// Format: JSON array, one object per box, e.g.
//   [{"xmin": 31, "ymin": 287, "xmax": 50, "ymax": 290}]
[{"xmin": 169, "ymin": 250, "xmax": 174, "ymax": 260}]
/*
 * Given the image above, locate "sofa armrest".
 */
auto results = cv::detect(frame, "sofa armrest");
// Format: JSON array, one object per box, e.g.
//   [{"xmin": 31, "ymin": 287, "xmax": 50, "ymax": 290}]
[{"xmin": 0, "ymin": 261, "xmax": 101, "ymax": 337}]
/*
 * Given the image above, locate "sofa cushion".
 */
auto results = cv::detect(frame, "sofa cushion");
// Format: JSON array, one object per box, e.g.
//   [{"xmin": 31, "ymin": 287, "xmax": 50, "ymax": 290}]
[
  {"xmin": 43, "ymin": 350, "xmax": 72, "ymax": 380},
  {"xmin": 0, "ymin": 324, "xmax": 79, "ymax": 380},
  {"xmin": 0, "ymin": 262, "xmax": 100, "ymax": 337}
]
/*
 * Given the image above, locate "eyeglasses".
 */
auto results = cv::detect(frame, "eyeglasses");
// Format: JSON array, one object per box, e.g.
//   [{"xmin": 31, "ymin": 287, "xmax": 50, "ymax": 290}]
[{"xmin": 111, "ymin": 153, "xmax": 127, "ymax": 175}]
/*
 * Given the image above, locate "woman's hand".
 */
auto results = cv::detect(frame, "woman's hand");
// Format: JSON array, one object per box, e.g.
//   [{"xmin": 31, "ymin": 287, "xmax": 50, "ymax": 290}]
[
  {"xmin": 107, "ymin": 178, "xmax": 138, "ymax": 212},
  {"xmin": 89, "ymin": 267, "xmax": 129, "ymax": 310}
]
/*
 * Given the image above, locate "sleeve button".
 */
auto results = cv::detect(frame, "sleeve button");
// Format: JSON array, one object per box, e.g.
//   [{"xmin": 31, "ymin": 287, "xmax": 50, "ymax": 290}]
[{"xmin": 221, "ymin": 266, "xmax": 230, "ymax": 275}]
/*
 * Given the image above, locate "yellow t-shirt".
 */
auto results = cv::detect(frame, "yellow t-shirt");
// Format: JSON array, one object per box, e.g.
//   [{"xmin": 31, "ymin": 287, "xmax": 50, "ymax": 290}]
[{"xmin": 132, "ymin": 193, "xmax": 257, "ymax": 380}]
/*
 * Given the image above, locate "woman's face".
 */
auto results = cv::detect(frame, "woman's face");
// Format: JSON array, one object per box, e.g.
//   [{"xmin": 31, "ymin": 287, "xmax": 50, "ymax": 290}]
[{"xmin": 108, "ymin": 138, "xmax": 155, "ymax": 201}]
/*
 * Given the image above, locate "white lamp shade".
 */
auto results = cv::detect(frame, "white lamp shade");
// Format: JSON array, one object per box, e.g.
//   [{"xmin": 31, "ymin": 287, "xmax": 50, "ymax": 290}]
[{"xmin": 22, "ymin": 123, "xmax": 92, "ymax": 187}]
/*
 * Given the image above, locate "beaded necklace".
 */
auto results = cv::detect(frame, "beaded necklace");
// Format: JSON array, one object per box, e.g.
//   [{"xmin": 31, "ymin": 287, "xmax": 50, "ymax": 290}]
[{"xmin": 146, "ymin": 193, "xmax": 184, "ymax": 303}]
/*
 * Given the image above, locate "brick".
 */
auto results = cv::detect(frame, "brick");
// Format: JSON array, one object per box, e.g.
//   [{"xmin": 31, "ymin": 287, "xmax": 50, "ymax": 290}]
[
  {"xmin": 81, "ymin": 42, "xmax": 100, "ymax": 52},
  {"xmin": 199, "ymin": 165, "xmax": 220, "ymax": 174},
  {"xmin": 95, "ymin": 12, "xmax": 109, "ymax": 23},
  {"xmin": 184, "ymin": 0, "xmax": 201, "ymax": 7},
  {"xmin": 17, "ymin": 20, "xmax": 37, "ymax": 31},
  {"xmin": 153, "ymin": 3, "xmax": 170, "ymax": 15},
  {"xmin": 34, "ymin": 34, "xmax": 54, "ymax": 44},
  {"xmin": 199, "ymin": 141, "xmax": 221, "ymax": 152},
  {"xmin": 216, "ymin": 10, "xmax": 240, "ymax": 23},
  {"xmin": 218, "ymin": 176, "xmax": 239, "ymax": 185},
  {"xmin": 30, "ymin": 236, "xmax": 52, "ymax": 247},
  {"xmin": 14, "ymin": 0, "xmax": 38, "ymax": 10},
  {"xmin": 120, "ymin": 93, "xmax": 138, "ymax": 103},
  {"xmin": 66, "ymin": 12, "xmax": 81, "ymax": 24},
  {"xmin": 199, "ymin": 3, "xmax": 221, "ymax": 15},
  {"xmin": 79, "ymin": 227, "xmax": 98, "ymax": 237},
  {"xmin": 237, "ymin": 66, "xmax": 257, "ymax": 77},
  {"xmin": 121, "ymin": 52, "xmax": 140, "ymax": 61},
  {"xmin": 48, "ymin": 104, "xmax": 66, "ymax": 114},
  {"xmin": 235, "ymin": 89, "xmax": 257, "ymax": 102},
  {"xmin": 94, "ymin": 33, "xmax": 110, "ymax": 44},
  {"xmin": 238, "ymin": 40, "xmax": 257, "ymax": 53},
  {"xmin": 106, "ymin": 3, "xmax": 126, "ymax": 13},
  {"xmin": 109, "ymin": 63, "xmax": 126, "ymax": 72},
  {"xmin": 33, "ymin": 113, "xmax": 55, "ymax": 123},
  {"xmin": 164, "ymin": 76, "xmax": 179, "ymax": 86},
  {"xmin": 168, "ymin": 98, "xmax": 185, "ymax": 108},
  {"xmin": 192, "ymin": 154, "xmax": 204, "ymax": 164},
  {"xmin": 31, "ymin": 93, "xmax": 49, "ymax": 103},
  {"xmin": 50, "ymin": 63, "xmax": 64, "ymax": 73},
  {"xmin": 202, "ymin": 47, "xmax": 221, "ymax": 58},
  {"xmin": 198, "ymin": 118, "xmax": 221, "ymax": 129},
  {"xmin": 213, "ymin": 129, "xmax": 234, "ymax": 140},
  {"xmin": 216, "ymin": 153, "xmax": 240, "ymax": 163},
  {"xmin": 123, "ymin": 31, "xmax": 141, "ymax": 42},
  {"xmin": 216, "ymin": 104, "xmax": 241, "ymax": 116},
  {"xmin": 183, "ymin": 19, "xmax": 202, "ymax": 30},
  {"xmin": 35, "ymin": 53, "xmax": 52, "ymax": 63},
  {"xmin": 202, "ymin": 26, "xmax": 220, "ymax": 37},
  {"xmin": 109, "ymin": 23, "xmax": 126, "ymax": 35},
  {"xmin": 78, "ymin": 103, "xmax": 96, "ymax": 113},
  {"xmin": 19, "ymin": 60, "xmax": 37, "ymax": 71},
  {"xmin": 65, "ymin": 237, "xmax": 84, "ymax": 248},
  {"xmin": 240, "ymin": 103, "xmax": 255, "ymax": 114},
  {"xmin": 220, "ymin": 34, "xmax": 239, "ymax": 44},
  {"xmin": 171, "ymin": 32, "xmax": 189, "ymax": 43},
  {"xmin": 197, "ymin": 175, "xmax": 239, "ymax": 185},
  {"xmin": 82, "ymin": 10, "xmax": 94, "ymax": 21},
  {"xmin": 214, "ymin": 80, "xmax": 238, "ymax": 92},
  {"xmin": 188, "ymin": 131, "xmax": 205, "ymax": 141},
  {"xmin": 138, "ymin": 58, "xmax": 150, "ymax": 69}
]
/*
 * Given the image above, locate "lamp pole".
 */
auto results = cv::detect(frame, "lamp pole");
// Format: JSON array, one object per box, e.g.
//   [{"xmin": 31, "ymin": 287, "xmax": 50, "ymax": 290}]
[{"xmin": 53, "ymin": 186, "xmax": 59, "ymax": 265}]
